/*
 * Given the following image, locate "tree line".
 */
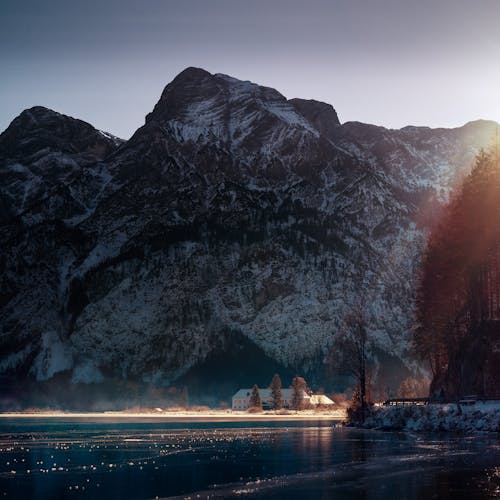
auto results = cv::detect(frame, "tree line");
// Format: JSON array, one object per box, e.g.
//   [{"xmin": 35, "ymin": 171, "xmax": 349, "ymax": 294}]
[{"xmin": 414, "ymin": 143, "xmax": 500, "ymax": 398}]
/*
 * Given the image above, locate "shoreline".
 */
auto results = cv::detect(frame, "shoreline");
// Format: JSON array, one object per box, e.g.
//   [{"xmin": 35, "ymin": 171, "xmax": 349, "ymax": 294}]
[
  {"xmin": 0, "ymin": 410, "xmax": 346, "ymax": 420},
  {"xmin": 357, "ymin": 403, "xmax": 499, "ymax": 433}
]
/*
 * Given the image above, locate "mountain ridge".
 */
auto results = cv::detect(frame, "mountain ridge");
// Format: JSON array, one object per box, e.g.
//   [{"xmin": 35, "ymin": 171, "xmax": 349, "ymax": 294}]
[{"xmin": 0, "ymin": 67, "xmax": 498, "ymax": 406}]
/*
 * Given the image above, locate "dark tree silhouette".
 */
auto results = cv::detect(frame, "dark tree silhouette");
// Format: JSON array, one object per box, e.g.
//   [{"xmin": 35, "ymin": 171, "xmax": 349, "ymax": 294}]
[
  {"xmin": 336, "ymin": 305, "xmax": 371, "ymax": 422},
  {"xmin": 415, "ymin": 144, "xmax": 500, "ymax": 398}
]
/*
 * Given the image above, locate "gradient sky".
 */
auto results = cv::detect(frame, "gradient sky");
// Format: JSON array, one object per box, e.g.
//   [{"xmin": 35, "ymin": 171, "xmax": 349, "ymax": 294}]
[{"xmin": 1, "ymin": 0, "xmax": 500, "ymax": 138}]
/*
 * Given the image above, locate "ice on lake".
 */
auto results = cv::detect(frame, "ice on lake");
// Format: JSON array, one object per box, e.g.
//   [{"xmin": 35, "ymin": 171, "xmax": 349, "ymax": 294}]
[{"xmin": 0, "ymin": 418, "xmax": 498, "ymax": 499}]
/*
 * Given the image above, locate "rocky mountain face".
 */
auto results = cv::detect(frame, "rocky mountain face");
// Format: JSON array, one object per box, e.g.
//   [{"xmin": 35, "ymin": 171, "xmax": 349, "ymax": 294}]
[{"xmin": 0, "ymin": 67, "xmax": 498, "ymax": 406}]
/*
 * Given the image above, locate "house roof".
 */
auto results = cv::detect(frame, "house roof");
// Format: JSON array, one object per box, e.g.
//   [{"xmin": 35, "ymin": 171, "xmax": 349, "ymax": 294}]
[{"xmin": 309, "ymin": 394, "xmax": 335, "ymax": 405}]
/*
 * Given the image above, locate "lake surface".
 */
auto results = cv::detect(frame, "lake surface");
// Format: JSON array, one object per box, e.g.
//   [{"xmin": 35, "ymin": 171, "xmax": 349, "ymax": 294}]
[{"xmin": 0, "ymin": 418, "xmax": 498, "ymax": 499}]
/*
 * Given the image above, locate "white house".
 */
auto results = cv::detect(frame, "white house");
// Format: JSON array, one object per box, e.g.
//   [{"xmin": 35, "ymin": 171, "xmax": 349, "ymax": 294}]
[
  {"xmin": 309, "ymin": 394, "xmax": 335, "ymax": 406},
  {"xmin": 232, "ymin": 388, "xmax": 311, "ymax": 410}
]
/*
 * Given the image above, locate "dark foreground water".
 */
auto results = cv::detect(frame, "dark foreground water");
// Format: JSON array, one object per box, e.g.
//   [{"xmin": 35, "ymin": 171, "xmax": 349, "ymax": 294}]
[{"xmin": 0, "ymin": 418, "xmax": 498, "ymax": 499}]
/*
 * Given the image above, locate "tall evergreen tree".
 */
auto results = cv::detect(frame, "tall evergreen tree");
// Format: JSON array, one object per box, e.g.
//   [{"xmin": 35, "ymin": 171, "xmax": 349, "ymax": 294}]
[
  {"xmin": 269, "ymin": 374, "xmax": 283, "ymax": 410},
  {"xmin": 291, "ymin": 376, "xmax": 307, "ymax": 410},
  {"xmin": 249, "ymin": 384, "xmax": 262, "ymax": 411}
]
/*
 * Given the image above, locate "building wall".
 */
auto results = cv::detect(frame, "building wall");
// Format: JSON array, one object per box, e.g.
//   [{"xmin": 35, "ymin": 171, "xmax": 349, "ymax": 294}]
[
  {"xmin": 232, "ymin": 398, "xmax": 249, "ymax": 410},
  {"xmin": 232, "ymin": 395, "xmax": 309, "ymax": 410}
]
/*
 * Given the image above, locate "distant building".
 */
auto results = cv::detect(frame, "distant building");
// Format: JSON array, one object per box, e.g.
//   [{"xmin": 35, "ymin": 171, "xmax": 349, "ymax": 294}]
[
  {"xmin": 232, "ymin": 388, "xmax": 335, "ymax": 410},
  {"xmin": 309, "ymin": 394, "xmax": 335, "ymax": 406},
  {"xmin": 232, "ymin": 388, "xmax": 307, "ymax": 410}
]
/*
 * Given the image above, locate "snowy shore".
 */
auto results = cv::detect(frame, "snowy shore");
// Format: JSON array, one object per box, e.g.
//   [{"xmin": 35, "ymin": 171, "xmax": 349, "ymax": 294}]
[
  {"xmin": 0, "ymin": 409, "xmax": 346, "ymax": 420},
  {"xmin": 359, "ymin": 402, "xmax": 500, "ymax": 433}
]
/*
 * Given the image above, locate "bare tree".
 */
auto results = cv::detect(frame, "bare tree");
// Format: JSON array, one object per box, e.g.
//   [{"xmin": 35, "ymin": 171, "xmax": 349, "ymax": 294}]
[{"xmin": 336, "ymin": 305, "xmax": 371, "ymax": 422}]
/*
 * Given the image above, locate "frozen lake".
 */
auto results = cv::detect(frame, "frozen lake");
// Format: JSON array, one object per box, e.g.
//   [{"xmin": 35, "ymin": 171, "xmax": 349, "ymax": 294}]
[{"xmin": 0, "ymin": 418, "xmax": 498, "ymax": 499}]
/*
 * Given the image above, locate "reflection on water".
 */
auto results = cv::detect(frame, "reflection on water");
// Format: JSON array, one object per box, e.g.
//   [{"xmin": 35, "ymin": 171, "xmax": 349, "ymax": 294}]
[{"xmin": 0, "ymin": 418, "xmax": 498, "ymax": 499}]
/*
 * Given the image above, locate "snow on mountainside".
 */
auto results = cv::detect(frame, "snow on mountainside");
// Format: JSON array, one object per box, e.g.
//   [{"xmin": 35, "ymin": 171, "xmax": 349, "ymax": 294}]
[{"xmin": 0, "ymin": 67, "xmax": 498, "ymax": 401}]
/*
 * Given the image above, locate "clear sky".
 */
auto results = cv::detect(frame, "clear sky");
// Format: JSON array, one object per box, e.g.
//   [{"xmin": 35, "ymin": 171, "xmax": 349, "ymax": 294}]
[{"xmin": 1, "ymin": 0, "xmax": 499, "ymax": 139}]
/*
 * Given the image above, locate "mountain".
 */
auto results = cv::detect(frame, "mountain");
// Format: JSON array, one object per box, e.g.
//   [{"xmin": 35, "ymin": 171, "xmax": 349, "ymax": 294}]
[{"xmin": 0, "ymin": 68, "xmax": 497, "ymax": 407}]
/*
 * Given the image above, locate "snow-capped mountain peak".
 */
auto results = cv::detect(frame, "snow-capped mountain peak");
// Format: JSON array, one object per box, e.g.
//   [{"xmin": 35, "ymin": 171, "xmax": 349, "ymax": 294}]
[{"xmin": 0, "ymin": 67, "xmax": 498, "ymax": 403}]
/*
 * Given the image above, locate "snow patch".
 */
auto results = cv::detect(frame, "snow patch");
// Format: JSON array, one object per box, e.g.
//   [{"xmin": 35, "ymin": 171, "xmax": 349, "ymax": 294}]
[
  {"xmin": 31, "ymin": 331, "xmax": 73, "ymax": 381},
  {"xmin": 71, "ymin": 360, "xmax": 104, "ymax": 384},
  {"xmin": 361, "ymin": 403, "xmax": 500, "ymax": 433}
]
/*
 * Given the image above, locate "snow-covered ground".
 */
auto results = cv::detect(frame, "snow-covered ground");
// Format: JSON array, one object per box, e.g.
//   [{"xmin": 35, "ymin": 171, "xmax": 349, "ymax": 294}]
[
  {"xmin": 360, "ymin": 402, "xmax": 500, "ymax": 433},
  {"xmin": 0, "ymin": 409, "xmax": 346, "ymax": 420}
]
